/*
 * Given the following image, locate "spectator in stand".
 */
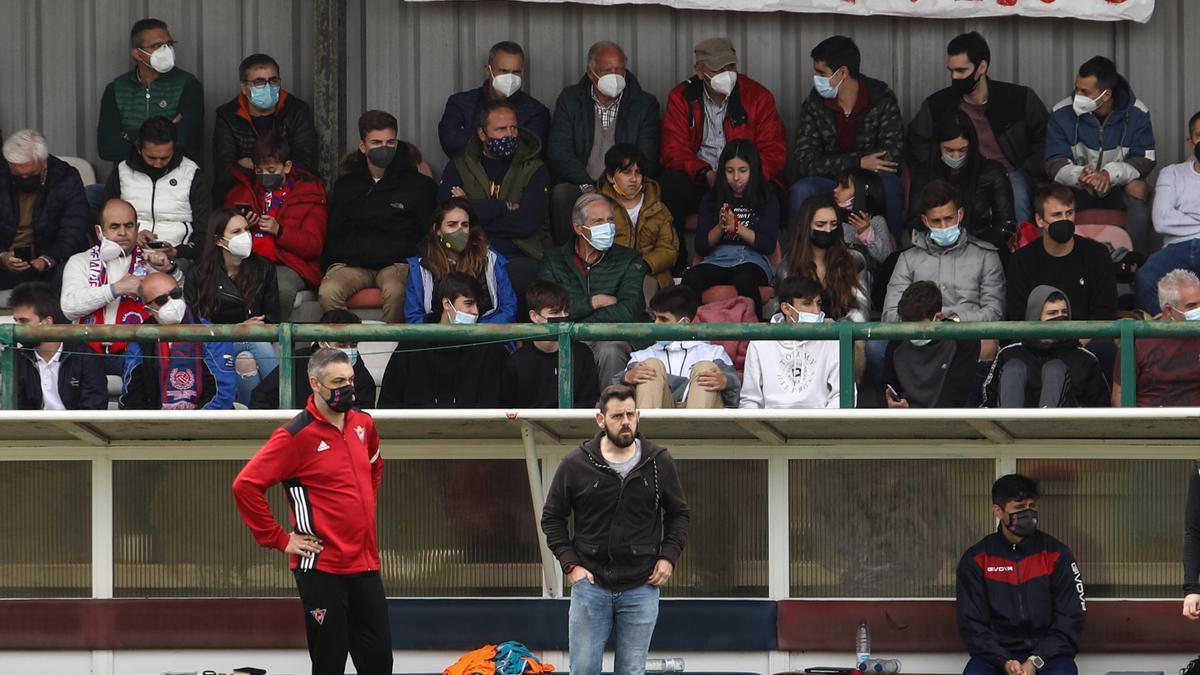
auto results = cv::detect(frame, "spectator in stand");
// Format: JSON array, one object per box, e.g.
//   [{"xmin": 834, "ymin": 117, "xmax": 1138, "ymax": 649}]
[
  {"xmin": 983, "ymin": 286, "xmax": 1109, "ymax": 408},
  {"xmin": 98, "ymin": 18, "xmax": 203, "ymax": 165},
  {"xmin": 599, "ymin": 144, "xmax": 678, "ymax": 301},
  {"xmin": 658, "ymin": 37, "xmax": 786, "ymax": 262},
  {"xmin": 439, "ymin": 100, "xmax": 550, "ymax": 298},
  {"xmin": 1140, "ymin": 111, "xmax": 1200, "ymax": 315},
  {"xmin": 618, "ymin": 285, "xmax": 740, "ymax": 409},
  {"xmin": 119, "ymin": 272, "xmax": 236, "ymax": 410},
  {"xmin": 547, "ymin": 41, "xmax": 661, "ymax": 246},
  {"xmin": 1006, "ymin": 184, "xmax": 1116, "ymax": 322},
  {"xmin": 883, "ymin": 181, "xmax": 1004, "ymax": 323},
  {"xmin": 790, "ymin": 35, "xmax": 905, "ymax": 234},
  {"xmin": 225, "ymin": 132, "xmax": 328, "ymax": 321},
  {"xmin": 185, "ymin": 209, "xmax": 280, "ymax": 406},
  {"xmin": 61, "ymin": 199, "xmax": 179, "ymax": 374},
  {"xmin": 500, "ymin": 281, "xmax": 600, "ymax": 409},
  {"xmin": 103, "ymin": 116, "xmax": 209, "ymax": 264},
  {"xmin": 780, "ymin": 193, "xmax": 869, "ymax": 322},
  {"xmin": 403, "ymin": 197, "xmax": 516, "ymax": 324},
  {"xmin": 1045, "ymin": 56, "xmax": 1155, "ymax": 252},
  {"xmin": 321, "ymin": 110, "xmax": 437, "ymax": 323},
  {"xmin": 11, "ymin": 281, "xmax": 107, "ymax": 411},
  {"xmin": 682, "ymin": 140, "xmax": 779, "ymax": 320},
  {"xmin": 956, "ymin": 474, "xmax": 1085, "ymax": 675},
  {"xmin": 538, "ymin": 193, "xmax": 647, "ymax": 388},
  {"xmin": 377, "ymin": 272, "xmax": 509, "ymax": 408},
  {"xmin": 908, "ymin": 31, "xmax": 1049, "ymax": 225},
  {"xmin": 882, "ymin": 281, "xmax": 979, "ymax": 409},
  {"xmin": 212, "ymin": 53, "xmax": 318, "ymax": 205},
  {"xmin": 1112, "ymin": 269, "xmax": 1200, "ymax": 407},
  {"xmin": 250, "ymin": 309, "xmax": 377, "ymax": 410},
  {"xmin": 0, "ymin": 129, "xmax": 90, "ymax": 290},
  {"xmin": 907, "ymin": 112, "xmax": 1015, "ymax": 250},
  {"xmin": 740, "ymin": 277, "xmax": 844, "ymax": 409},
  {"xmin": 832, "ymin": 167, "xmax": 892, "ymax": 266},
  {"xmin": 438, "ymin": 41, "xmax": 550, "ymax": 159}
]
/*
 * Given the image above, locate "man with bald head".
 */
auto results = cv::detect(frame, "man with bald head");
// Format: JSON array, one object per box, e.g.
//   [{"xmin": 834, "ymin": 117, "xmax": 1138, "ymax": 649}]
[
  {"xmin": 546, "ymin": 41, "xmax": 661, "ymax": 245},
  {"xmin": 60, "ymin": 198, "xmax": 180, "ymax": 374},
  {"xmin": 119, "ymin": 271, "xmax": 237, "ymax": 410}
]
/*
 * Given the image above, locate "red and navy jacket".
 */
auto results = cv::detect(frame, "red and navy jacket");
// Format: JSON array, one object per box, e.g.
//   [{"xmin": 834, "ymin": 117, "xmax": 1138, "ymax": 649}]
[
  {"xmin": 233, "ymin": 397, "xmax": 383, "ymax": 575},
  {"xmin": 956, "ymin": 529, "xmax": 1086, "ymax": 666}
]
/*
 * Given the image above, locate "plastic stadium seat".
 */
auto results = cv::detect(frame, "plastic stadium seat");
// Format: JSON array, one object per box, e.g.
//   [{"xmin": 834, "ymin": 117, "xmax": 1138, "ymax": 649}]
[
  {"xmin": 59, "ymin": 156, "xmax": 96, "ymax": 186},
  {"xmin": 346, "ymin": 288, "xmax": 383, "ymax": 309},
  {"xmin": 1077, "ymin": 224, "xmax": 1134, "ymax": 251},
  {"xmin": 1075, "ymin": 208, "xmax": 1126, "ymax": 228},
  {"xmin": 691, "ymin": 242, "xmax": 782, "ymax": 306}
]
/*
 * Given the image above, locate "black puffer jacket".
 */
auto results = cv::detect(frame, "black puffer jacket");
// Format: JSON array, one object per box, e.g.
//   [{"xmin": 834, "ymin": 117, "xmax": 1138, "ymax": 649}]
[
  {"xmin": 908, "ymin": 156, "xmax": 1015, "ymax": 248},
  {"xmin": 0, "ymin": 155, "xmax": 90, "ymax": 265},
  {"xmin": 212, "ymin": 92, "xmax": 319, "ymax": 203},
  {"xmin": 322, "ymin": 151, "xmax": 437, "ymax": 271},
  {"xmin": 541, "ymin": 432, "xmax": 689, "ymax": 591}
]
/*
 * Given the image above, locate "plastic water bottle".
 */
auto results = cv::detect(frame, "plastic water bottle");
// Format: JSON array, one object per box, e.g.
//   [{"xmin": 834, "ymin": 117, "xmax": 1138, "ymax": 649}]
[
  {"xmin": 645, "ymin": 658, "xmax": 685, "ymax": 672},
  {"xmin": 855, "ymin": 619, "xmax": 871, "ymax": 665},
  {"xmin": 860, "ymin": 658, "xmax": 902, "ymax": 673}
]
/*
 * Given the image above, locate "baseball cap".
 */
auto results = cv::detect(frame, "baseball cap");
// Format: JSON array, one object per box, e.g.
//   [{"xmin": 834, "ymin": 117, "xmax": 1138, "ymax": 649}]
[{"xmin": 694, "ymin": 37, "xmax": 737, "ymax": 71}]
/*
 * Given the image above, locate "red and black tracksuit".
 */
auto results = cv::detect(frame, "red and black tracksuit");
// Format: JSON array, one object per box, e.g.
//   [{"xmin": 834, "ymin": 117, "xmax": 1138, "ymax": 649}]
[
  {"xmin": 233, "ymin": 398, "xmax": 390, "ymax": 675},
  {"xmin": 956, "ymin": 529, "xmax": 1086, "ymax": 674}
]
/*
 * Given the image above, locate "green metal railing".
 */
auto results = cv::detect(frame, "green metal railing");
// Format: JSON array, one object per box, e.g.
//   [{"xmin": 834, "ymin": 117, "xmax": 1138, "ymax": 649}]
[{"xmin": 5, "ymin": 320, "xmax": 1200, "ymax": 410}]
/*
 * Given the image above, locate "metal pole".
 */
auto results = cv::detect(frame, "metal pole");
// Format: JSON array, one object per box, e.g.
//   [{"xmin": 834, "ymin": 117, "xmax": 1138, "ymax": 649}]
[
  {"xmin": 279, "ymin": 323, "xmax": 296, "ymax": 410},
  {"xmin": 1, "ymin": 324, "xmax": 15, "ymax": 410},
  {"xmin": 557, "ymin": 322, "xmax": 574, "ymax": 409},
  {"xmin": 838, "ymin": 322, "xmax": 855, "ymax": 409},
  {"xmin": 313, "ymin": 0, "xmax": 347, "ymax": 193},
  {"xmin": 1120, "ymin": 320, "xmax": 1136, "ymax": 407},
  {"xmin": 521, "ymin": 422, "xmax": 560, "ymax": 597}
]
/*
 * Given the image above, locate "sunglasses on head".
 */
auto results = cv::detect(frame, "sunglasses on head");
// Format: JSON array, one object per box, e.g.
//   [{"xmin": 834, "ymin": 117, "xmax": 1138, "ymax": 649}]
[{"xmin": 147, "ymin": 287, "xmax": 183, "ymax": 309}]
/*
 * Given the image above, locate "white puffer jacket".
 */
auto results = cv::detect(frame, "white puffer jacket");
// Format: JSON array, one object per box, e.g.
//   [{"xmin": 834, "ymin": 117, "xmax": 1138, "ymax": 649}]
[{"xmin": 117, "ymin": 157, "xmax": 200, "ymax": 247}]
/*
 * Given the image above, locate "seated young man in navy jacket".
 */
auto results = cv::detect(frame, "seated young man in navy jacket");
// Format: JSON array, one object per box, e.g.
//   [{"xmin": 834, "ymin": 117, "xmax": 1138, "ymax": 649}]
[{"xmin": 956, "ymin": 474, "xmax": 1085, "ymax": 675}]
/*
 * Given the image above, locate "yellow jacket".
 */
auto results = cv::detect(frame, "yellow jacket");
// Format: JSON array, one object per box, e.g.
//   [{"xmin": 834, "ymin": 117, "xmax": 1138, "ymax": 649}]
[{"xmin": 600, "ymin": 178, "xmax": 678, "ymax": 289}]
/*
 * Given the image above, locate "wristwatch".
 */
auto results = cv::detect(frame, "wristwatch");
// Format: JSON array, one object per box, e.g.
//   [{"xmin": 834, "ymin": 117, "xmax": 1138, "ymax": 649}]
[{"xmin": 1029, "ymin": 655, "xmax": 1045, "ymax": 670}]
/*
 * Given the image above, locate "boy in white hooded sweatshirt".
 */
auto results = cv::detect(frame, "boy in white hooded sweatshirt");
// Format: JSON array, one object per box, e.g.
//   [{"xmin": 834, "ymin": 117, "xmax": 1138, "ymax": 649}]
[{"xmin": 740, "ymin": 277, "xmax": 848, "ymax": 409}]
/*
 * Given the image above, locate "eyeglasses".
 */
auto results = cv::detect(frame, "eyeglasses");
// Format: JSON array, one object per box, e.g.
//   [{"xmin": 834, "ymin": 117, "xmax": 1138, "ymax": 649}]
[
  {"xmin": 243, "ymin": 76, "xmax": 282, "ymax": 88},
  {"xmin": 140, "ymin": 40, "xmax": 178, "ymax": 52},
  {"xmin": 147, "ymin": 287, "xmax": 183, "ymax": 309}
]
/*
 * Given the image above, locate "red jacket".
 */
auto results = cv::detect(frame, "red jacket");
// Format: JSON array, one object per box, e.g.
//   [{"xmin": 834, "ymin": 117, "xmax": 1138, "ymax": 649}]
[
  {"xmin": 233, "ymin": 398, "xmax": 383, "ymax": 575},
  {"xmin": 224, "ymin": 167, "xmax": 328, "ymax": 287},
  {"xmin": 660, "ymin": 74, "xmax": 788, "ymax": 184}
]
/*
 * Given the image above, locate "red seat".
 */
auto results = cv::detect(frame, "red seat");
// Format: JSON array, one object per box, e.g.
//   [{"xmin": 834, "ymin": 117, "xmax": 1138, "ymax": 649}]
[
  {"xmin": 1077, "ymin": 224, "xmax": 1134, "ymax": 251},
  {"xmin": 691, "ymin": 243, "xmax": 782, "ymax": 306},
  {"xmin": 1075, "ymin": 208, "xmax": 1127, "ymax": 227},
  {"xmin": 346, "ymin": 288, "xmax": 383, "ymax": 309}
]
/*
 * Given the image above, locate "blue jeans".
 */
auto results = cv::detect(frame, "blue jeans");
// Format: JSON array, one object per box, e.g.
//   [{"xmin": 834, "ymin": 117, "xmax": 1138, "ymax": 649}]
[
  {"xmin": 1008, "ymin": 169, "xmax": 1033, "ymax": 225},
  {"xmin": 569, "ymin": 579, "xmax": 660, "ymax": 675},
  {"xmin": 788, "ymin": 172, "xmax": 905, "ymax": 237},
  {"xmin": 233, "ymin": 340, "xmax": 279, "ymax": 405},
  {"xmin": 964, "ymin": 655, "xmax": 1076, "ymax": 675},
  {"xmin": 1135, "ymin": 238, "xmax": 1200, "ymax": 315}
]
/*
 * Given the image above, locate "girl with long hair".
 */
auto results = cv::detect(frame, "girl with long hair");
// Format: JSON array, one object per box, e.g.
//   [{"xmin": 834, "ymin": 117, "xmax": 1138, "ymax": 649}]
[{"xmin": 782, "ymin": 193, "xmax": 869, "ymax": 322}]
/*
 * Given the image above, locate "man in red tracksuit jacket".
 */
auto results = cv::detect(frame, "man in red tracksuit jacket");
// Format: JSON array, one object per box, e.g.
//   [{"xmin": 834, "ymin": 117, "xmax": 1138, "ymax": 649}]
[
  {"xmin": 956, "ymin": 474, "xmax": 1085, "ymax": 675},
  {"xmin": 233, "ymin": 348, "xmax": 390, "ymax": 675}
]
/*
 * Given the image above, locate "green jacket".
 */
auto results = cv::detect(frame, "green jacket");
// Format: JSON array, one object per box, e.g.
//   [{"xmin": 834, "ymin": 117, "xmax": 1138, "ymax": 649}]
[
  {"xmin": 793, "ymin": 75, "xmax": 904, "ymax": 179},
  {"xmin": 98, "ymin": 67, "xmax": 205, "ymax": 163},
  {"xmin": 546, "ymin": 72, "xmax": 661, "ymax": 185},
  {"xmin": 452, "ymin": 130, "xmax": 548, "ymax": 259},
  {"xmin": 538, "ymin": 241, "xmax": 647, "ymax": 323}
]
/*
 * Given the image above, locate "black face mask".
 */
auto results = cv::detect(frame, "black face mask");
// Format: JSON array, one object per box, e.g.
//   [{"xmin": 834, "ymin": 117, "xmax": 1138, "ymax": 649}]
[
  {"xmin": 546, "ymin": 316, "xmax": 570, "ymax": 324},
  {"xmin": 950, "ymin": 70, "xmax": 980, "ymax": 97},
  {"xmin": 366, "ymin": 146, "xmax": 397, "ymax": 169},
  {"xmin": 14, "ymin": 173, "xmax": 41, "ymax": 193},
  {"xmin": 1005, "ymin": 508, "xmax": 1039, "ymax": 537},
  {"xmin": 143, "ymin": 165, "xmax": 168, "ymax": 181},
  {"xmin": 257, "ymin": 172, "xmax": 285, "ymax": 191},
  {"xmin": 18, "ymin": 340, "xmax": 41, "ymax": 350},
  {"xmin": 810, "ymin": 228, "xmax": 840, "ymax": 250},
  {"xmin": 1047, "ymin": 219, "xmax": 1075, "ymax": 244},
  {"xmin": 322, "ymin": 384, "xmax": 356, "ymax": 413}
]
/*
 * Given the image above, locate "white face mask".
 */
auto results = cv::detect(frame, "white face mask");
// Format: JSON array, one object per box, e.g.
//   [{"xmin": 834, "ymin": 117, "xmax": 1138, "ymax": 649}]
[
  {"xmin": 490, "ymin": 69, "xmax": 522, "ymax": 98},
  {"xmin": 708, "ymin": 70, "xmax": 737, "ymax": 97},
  {"xmin": 1072, "ymin": 90, "xmax": 1107, "ymax": 116},
  {"xmin": 98, "ymin": 234, "xmax": 125, "ymax": 262},
  {"xmin": 154, "ymin": 297, "xmax": 187, "ymax": 325},
  {"xmin": 223, "ymin": 231, "xmax": 253, "ymax": 259},
  {"xmin": 142, "ymin": 44, "xmax": 176, "ymax": 74},
  {"xmin": 594, "ymin": 72, "xmax": 627, "ymax": 99}
]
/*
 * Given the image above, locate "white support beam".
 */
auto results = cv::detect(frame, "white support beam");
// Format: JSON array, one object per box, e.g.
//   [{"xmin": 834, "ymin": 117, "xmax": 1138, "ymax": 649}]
[
  {"xmin": 91, "ymin": 457, "xmax": 113, "ymax": 599},
  {"xmin": 736, "ymin": 419, "xmax": 787, "ymax": 445},
  {"xmin": 55, "ymin": 422, "xmax": 109, "ymax": 447},
  {"xmin": 521, "ymin": 422, "xmax": 560, "ymax": 598},
  {"xmin": 767, "ymin": 455, "xmax": 790, "ymax": 599},
  {"xmin": 968, "ymin": 419, "xmax": 1014, "ymax": 444}
]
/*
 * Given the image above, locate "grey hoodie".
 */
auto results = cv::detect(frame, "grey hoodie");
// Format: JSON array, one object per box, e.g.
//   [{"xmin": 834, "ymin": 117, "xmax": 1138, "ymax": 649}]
[
  {"xmin": 1025, "ymin": 284, "xmax": 1070, "ymax": 321},
  {"xmin": 883, "ymin": 229, "xmax": 1005, "ymax": 322}
]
